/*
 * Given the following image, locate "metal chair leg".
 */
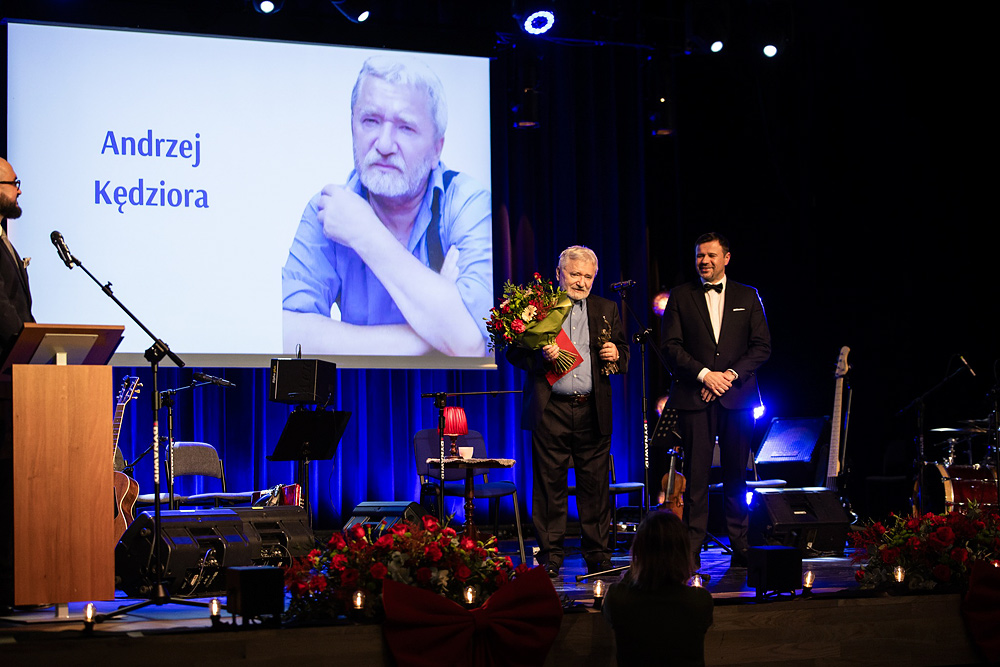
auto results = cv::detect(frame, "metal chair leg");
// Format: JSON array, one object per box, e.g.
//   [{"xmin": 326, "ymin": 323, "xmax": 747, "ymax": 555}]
[{"xmin": 511, "ymin": 491, "xmax": 526, "ymax": 565}]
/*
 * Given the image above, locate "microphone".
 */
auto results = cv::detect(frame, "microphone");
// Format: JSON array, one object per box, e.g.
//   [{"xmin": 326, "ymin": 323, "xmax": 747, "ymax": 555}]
[
  {"xmin": 193, "ymin": 372, "xmax": 236, "ymax": 388},
  {"xmin": 610, "ymin": 280, "xmax": 636, "ymax": 291},
  {"xmin": 50, "ymin": 230, "xmax": 76, "ymax": 269},
  {"xmin": 959, "ymin": 355, "xmax": 977, "ymax": 378}
]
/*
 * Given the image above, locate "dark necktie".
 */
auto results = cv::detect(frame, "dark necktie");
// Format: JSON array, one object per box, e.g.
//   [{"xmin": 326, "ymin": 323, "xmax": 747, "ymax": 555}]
[{"xmin": 703, "ymin": 282, "xmax": 722, "ymax": 294}]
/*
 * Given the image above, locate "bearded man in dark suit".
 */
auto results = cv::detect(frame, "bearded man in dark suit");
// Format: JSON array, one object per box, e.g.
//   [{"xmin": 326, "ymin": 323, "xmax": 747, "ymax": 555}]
[
  {"xmin": 507, "ymin": 245, "xmax": 629, "ymax": 578},
  {"xmin": 662, "ymin": 232, "xmax": 770, "ymax": 570},
  {"xmin": 0, "ymin": 158, "xmax": 32, "ymax": 363}
]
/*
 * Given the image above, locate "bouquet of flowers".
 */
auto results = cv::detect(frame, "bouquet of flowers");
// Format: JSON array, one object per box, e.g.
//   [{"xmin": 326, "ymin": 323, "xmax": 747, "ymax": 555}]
[
  {"xmin": 486, "ymin": 272, "xmax": 577, "ymax": 374},
  {"xmin": 850, "ymin": 504, "xmax": 1000, "ymax": 590},
  {"xmin": 284, "ymin": 515, "xmax": 525, "ymax": 622}
]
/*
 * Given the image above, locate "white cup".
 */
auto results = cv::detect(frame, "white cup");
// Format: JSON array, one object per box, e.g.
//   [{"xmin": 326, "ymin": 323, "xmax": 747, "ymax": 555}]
[{"xmin": 458, "ymin": 446, "xmax": 474, "ymax": 459}]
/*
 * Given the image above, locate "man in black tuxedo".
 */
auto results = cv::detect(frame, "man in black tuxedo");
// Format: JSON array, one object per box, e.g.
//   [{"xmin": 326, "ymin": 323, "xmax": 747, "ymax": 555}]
[
  {"xmin": 0, "ymin": 158, "xmax": 32, "ymax": 362},
  {"xmin": 507, "ymin": 246, "xmax": 629, "ymax": 578},
  {"xmin": 662, "ymin": 232, "xmax": 770, "ymax": 570}
]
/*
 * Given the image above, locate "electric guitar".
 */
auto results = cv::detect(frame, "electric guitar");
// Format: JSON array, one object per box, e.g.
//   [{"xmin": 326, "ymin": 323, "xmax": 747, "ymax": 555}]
[
  {"xmin": 112, "ymin": 376, "xmax": 142, "ymax": 543},
  {"xmin": 825, "ymin": 346, "xmax": 850, "ymax": 490}
]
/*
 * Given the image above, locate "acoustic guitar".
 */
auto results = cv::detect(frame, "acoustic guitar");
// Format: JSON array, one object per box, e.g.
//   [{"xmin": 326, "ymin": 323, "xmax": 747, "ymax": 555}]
[{"xmin": 112, "ymin": 376, "xmax": 142, "ymax": 543}]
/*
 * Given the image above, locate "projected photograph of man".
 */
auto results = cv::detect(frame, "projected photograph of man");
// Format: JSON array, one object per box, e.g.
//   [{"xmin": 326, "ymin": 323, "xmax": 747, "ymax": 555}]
[{"xmin": 281, "ymin": 55, "xmax": 493, "ymax": 357}]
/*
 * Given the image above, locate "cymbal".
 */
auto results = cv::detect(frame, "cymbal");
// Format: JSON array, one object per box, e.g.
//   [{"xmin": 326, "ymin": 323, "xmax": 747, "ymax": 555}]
[{"xmin": 930, "ymin": 427, "xmax": 987, "ymax": 435}]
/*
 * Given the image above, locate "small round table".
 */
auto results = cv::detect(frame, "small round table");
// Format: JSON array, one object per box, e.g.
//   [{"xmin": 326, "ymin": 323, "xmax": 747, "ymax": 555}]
[{"xmin": 426, "ymin": 457, "xmax": 516, "ymax": 540}]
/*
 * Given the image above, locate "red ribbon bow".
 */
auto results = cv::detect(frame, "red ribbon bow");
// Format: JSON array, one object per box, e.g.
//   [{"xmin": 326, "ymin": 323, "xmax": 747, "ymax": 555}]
[{"xmin": 383, "ymin": 565, "xmax": 563, "ymax": 667}]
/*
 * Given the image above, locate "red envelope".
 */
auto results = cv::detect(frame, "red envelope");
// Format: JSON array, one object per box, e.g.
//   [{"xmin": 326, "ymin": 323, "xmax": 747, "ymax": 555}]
[{"xmin": 544, "ymin": 329, "xmax": 583, "ymax": 386}]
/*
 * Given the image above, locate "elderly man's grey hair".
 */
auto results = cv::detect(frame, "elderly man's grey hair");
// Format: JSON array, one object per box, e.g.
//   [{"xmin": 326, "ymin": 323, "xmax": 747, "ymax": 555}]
[
  {"xmin": 558, "ymin": 245, "xmax": 599, "ymax": 273},
  {"xmin": 350, "ymin": 55, "xmax": 448, "ymax": 139}
]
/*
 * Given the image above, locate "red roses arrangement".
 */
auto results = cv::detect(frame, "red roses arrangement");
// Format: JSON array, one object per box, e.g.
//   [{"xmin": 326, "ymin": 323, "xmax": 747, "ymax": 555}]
[
  {"xmin": 284, "ymin": 515, "xmax": 524, "ymax": 622},
  {"xmin": 850, "ymin": 504, "xmax": 1000, "ymax": 590}
]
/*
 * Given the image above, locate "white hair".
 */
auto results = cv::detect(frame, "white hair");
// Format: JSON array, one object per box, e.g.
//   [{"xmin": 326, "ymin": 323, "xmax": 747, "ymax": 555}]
[
  {"xmin": 558, "ymin": 245, "xmax": 599, "ymax": 273},
  {"xmin": 350, "ymin": 55, "xmax": 448, "ymax": 139}
]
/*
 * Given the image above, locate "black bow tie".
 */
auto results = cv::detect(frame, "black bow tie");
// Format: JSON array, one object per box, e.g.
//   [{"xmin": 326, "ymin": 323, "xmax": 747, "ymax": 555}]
[{"xmin": 703, "ymin": 282, "xmax": 723, "ymax": 294}]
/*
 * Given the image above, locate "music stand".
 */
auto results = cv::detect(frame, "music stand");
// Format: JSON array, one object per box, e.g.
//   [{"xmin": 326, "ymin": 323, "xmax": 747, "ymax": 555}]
[{"xmin": 268, "ymin": 408, "xmax": 351, "ymax": 527}]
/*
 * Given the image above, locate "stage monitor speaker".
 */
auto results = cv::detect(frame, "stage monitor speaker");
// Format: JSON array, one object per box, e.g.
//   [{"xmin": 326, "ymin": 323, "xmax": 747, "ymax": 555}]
[
  {"xmin": 755, "ymin": 417, "xmax": 830, "ymax": 487},
  {"xmin": 749, "ymin": 487, "xmax": 850, "ymax": 554},
  {"xmin": 269, "ymin": 358, "xmax": 337, "ymax": 405},
  {"xmin": 747, "ymin": 546, "xmax": 802, "ymax": 596},
  {"xmin": 343, "ymin": 501, "xmax": 428, "ymax": 538},
  {"xmin": 226, "ymin": 566, "xmax": 285, "ymax": 623},
  {"xmin": 115, "ymin": 506, "xmax": 315, "ymax": 598}
]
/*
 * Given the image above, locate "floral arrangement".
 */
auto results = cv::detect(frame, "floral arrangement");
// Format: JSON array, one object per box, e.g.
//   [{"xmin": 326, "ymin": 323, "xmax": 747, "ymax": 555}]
[
  {"xmin": 850, "ymin": 505, "xmax": 1000, "ymax": 590},
  {"xmin": 486, "ymin": 272, "xmax": 576, "ymax": 372},
  {"xmin": 284, "ymin": 515, "xmax": 524, "ymax": 622}
]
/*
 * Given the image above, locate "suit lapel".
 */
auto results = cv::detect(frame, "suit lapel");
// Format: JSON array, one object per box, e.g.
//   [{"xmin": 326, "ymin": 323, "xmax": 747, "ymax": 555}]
[
  {"xmin": 690, "ymin": 283, "xmax": 714, "ymax": 341},
  {"xmin": 717, "ymin": 281, "xmax": 739, "ymax": 346}
]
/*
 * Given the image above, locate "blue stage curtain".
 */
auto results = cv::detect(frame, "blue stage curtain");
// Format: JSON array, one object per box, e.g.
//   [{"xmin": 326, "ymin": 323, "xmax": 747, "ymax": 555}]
[{"xmin": 114, "ymin": 352, "xmax": 646, "ymax": 531}]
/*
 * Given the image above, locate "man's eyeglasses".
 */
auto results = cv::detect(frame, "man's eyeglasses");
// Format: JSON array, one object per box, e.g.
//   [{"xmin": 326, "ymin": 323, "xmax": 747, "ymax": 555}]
[{"xmin": 0, "ymin": 180, "xmax": 20, "ymax": 189}]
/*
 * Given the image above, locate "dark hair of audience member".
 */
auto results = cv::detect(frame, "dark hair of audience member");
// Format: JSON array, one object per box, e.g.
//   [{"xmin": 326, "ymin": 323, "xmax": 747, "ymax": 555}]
[{"xmin": 628, "ymin": 511, "xmax": 693, "ymax": 589}]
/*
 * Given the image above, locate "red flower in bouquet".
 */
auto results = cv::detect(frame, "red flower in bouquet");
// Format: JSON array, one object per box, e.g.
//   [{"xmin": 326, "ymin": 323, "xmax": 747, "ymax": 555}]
[
  {"xmin": 424, "ymin": 543, "xmax": 443, "ymax": 562},
  {"xmin": 370, "ymin": 562, "xmax": 389, "ymax": 580},
  {"xmin": 927, "ymin": 526, "xmax": 955, "ymax": 551},
  {"xmin": 485, "ymin": 274, "xmax": 577, "ymax": 373}
]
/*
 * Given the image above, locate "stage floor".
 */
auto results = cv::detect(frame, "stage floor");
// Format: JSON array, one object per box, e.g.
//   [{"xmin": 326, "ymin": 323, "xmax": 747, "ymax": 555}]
[
  {"xmin": 0, "ymin": 536, "xmax": 858, "ymax": 635},
  {"xmin": 0, "ymin": 536, "xmax": 986, "ymax": 666}
]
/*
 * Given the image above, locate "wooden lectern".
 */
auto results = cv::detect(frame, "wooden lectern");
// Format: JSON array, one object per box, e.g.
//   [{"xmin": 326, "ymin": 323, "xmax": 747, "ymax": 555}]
[{"xmin": 1, "ymin": 323, "xmax": 123, "ymax": 607}]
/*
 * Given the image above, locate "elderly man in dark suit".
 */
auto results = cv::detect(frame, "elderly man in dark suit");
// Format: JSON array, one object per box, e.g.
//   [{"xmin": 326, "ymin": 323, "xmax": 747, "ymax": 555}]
[
  {"xmin": 662, "ymin": 232, "xmax": 770, "ymax": 570},
  {"xmin": 507, "ymin": 245, "xmax": 629, "ymax": 578},
  {"xmin": 0, "ymin": 158, "xmax": 32, "ymax": 362}
]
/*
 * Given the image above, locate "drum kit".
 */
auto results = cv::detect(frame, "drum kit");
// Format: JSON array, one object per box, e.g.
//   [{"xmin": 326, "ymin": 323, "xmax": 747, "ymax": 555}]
[{"xmin": 913, "ymin": 418, "xmax": 998, "ymax": 515}]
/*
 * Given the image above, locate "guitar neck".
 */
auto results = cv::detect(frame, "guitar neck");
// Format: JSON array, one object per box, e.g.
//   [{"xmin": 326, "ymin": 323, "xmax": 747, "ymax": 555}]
[
  {"xmin": 826, "ymin": 376, "xmax": 844, "ymax": 487},
  {"xmin": 112, "ymin": 403, "xmax": 126, "ymax": 459}
]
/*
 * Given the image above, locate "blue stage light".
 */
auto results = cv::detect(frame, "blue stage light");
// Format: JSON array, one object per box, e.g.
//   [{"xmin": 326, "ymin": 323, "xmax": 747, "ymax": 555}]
[
  {"xmin": 523, "ymin": 10, "xmax": 555, "ymax": 35},
  {"xmin": 753, "ymin": 404, "xmax": 766, "ymax": 420}
]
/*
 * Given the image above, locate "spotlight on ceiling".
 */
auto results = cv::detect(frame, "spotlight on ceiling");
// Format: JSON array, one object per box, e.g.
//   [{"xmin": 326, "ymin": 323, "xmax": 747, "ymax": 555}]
[
  {"xmin": 521, "ymin": 10, "xmax": 555, "ymax": 35},
  {"xmin": 762, "ymin": 44, "xmax": 778, "ymax": 58},
  {"xmin": 253, "ymin": 0, "xmax": 284, "ymax": 14},
  {"xmin": 710, "ymin": 40, "xmax": 725, "ymax": 53},
  {"xmin": 332, "ymin": 0, "xmax": 370, "ymax": 23}
]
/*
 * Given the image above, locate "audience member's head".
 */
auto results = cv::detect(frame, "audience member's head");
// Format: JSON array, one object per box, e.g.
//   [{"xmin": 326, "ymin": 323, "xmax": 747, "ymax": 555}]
[{"xmin": 628, "ymin": 510, "xmax": 692, "ymax": 589}]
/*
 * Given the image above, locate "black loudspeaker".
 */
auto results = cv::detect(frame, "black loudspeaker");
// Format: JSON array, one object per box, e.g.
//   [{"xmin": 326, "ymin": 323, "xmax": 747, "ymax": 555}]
[
  {"xmin": 115, "ymin": 506, "xmax": 314, "ymax": 598},
  {"xmin": 269, "ymin": 358, "xmax": 337, "ymax": 405},
  {"xmin": 343, "ymin": 501, "xmax": 428, "ymax": 538},
  {"xmin": 747, "ymin": 546, "xmax": 802, "ymax": 597},
  {"xmin": 755, "ymin": 417, "xmax": 830, "ymax": 487},
  {"xmin": 226, "ymin": 566, "xmax": 285, "ymax": 622},
  {"xmin": 749, "ymin": 488, "xmax": 850, "ymax": 554}
]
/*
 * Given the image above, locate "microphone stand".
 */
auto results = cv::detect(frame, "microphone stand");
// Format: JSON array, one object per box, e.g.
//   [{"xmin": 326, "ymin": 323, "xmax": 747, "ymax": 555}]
[
  {"xmin": 54, "ymin": 238, "xmax": 214, "ymax": 621},
  {"xmin": 612, "ymin": 281, "xmax": 673, "ymax": 514},
  {"xmin": 160, "ymin": 376, "xmax": 230, "ymax": 508}
]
